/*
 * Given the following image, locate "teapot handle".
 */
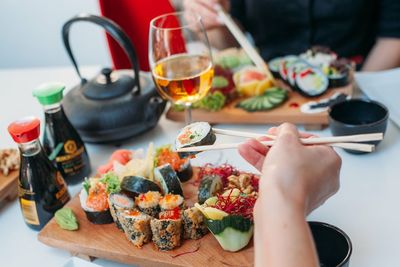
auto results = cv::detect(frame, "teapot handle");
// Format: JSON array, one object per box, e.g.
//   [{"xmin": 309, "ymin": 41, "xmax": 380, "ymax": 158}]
[{"xmin": 62, "ymin": 13, "xmax": 141, "ymax": 94}]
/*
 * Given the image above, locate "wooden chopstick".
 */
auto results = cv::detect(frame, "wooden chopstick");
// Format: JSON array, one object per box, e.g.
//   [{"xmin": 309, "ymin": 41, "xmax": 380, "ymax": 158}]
[
  {"xmin": 215, "ymin": 5, "xmax": 276, "ymax": 84},
  {"xmin": 213, "ymin": 128, "xmax": 383, "ymax": 144},
  {"xmin": 176, "ymin": 141, "xmax": 375, "ymax": 153}
]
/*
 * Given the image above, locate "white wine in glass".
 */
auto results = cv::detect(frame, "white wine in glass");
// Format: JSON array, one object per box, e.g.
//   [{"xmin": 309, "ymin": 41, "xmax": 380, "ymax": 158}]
[{"xmin": 149, "ymin": 11, "xmax": 214, "ymax": 124}]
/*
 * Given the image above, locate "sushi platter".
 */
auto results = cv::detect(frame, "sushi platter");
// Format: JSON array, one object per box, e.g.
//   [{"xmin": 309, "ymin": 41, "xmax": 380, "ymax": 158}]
[
  {"xmin": 39, "ymin": 142, "xmax": 257, "ymax": 267},
  {"xmin": 166, "ymin": 47, "xmax": 354, "ymax": 128},
  {"xmin": 38, "ymin": 168, "xmax": 254, "ymax": 267}
]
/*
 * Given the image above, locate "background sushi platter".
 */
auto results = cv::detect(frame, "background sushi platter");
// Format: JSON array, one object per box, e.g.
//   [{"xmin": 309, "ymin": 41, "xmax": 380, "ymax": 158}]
[
  {"xmin": 166, "ymin": 79, "xmax": 353, "ymax": 129},
  {"xmin": 38, "ymin": 168, "xmax": 254, "ymax": 267}
]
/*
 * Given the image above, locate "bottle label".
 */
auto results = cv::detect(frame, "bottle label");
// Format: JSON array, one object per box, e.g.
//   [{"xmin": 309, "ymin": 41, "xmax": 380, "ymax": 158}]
[
  {"xmin": 55, "ymin": 172, "xmax": 70, "ymax": 204},
  {"xmin": 55, "ymin": 140, "xmax": 85, "ymax": 175},
  {"xmin": 20, "ymin": 198, "xmax": 40, "ymax": 225}
]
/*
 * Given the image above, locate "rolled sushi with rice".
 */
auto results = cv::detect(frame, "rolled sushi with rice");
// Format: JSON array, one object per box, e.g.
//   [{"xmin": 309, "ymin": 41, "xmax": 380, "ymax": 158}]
[
  {"xmin": 150, "ymin": 210, "xmax": 183, "ymax": 250},
  {"xmin": 295, "ymin": 67, "xmax": 329, "ymax": 97},
  {"xmin": 155, "ymin": 145, "xmax": 193, "ymax": 182},
  {"xmin": 135, "ymin": 191, "xmax": 162, "ymax": 218},
  {"xmin": 119, "ymin": 209, "xmax": 152, "ymax": 248},
  {"xmin": 159, "ymin": 193, "xmax": 185, "ymax": 211},
  {"xmin": 154, "ymin": 164, "xmax": 184, "ymax": 196},
  {"xmin": 175, "ymin": 122, "xmax": 216, "ymax": 157},
  {"xmin": 183, "ymin": 206, "xmax": 209, "ymax": 240},
  {"xmin": 108, "ymin": 193, "xmax": 135, "ymax": 230}
]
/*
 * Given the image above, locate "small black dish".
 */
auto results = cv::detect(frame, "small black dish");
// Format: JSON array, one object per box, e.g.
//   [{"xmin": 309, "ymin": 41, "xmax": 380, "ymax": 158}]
[
  {"xmin": 329, "ymin": 99, "xmax": 389, "ymax": 154},
  {"xmin": 309, "ymin": 221, "xmax": 352, "ymax": 267}
]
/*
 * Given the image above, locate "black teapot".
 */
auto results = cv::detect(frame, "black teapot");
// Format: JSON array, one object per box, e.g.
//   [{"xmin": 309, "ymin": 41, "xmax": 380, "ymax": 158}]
[{"xmin": 61, "ymin": 14, "xmax": 165, "ymax": 143}]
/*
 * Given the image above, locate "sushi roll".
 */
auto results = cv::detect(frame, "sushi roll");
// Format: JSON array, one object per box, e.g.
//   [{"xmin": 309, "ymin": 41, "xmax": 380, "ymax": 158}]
[
  {"xmin": 121, "ymin": 175, "xmax": 161, "ymax": 198},
  {"xmin": 79, "ymin": 184, "xmax": 113, "ymax": 225},
  {"xmin": 108, "ymin": 193, "xmax": 135, "ymax": 231},
  {"xmin": 182, "ymin": 206, "xmax": 208, "ymax": 240},
  {"xmin": 295, "ymin": 67, "xmax": 329, "ymax": 97},
  {"xmin": 159, "ymin": 194, "xmax": 185, "ymax": 211},
  {"xmin": 287, "ymin": 60, "xmax": 310, "ymax": 88},
  {"xmin": 323, "ymin": 59, "xmax": 351, "ymax": 88},
  {"xmin": 155, "ymin": 145, "xmax": 193, "ymax": 182},
  {"xmin": 150, "ymin": 210, "xmax": 183, "ymax": 250},
  {"xmin": 175, "ymin": 122, "xmax": 216, "ymax": 157},
  {"xmin": 300, "ymin": 46, "xmax": 337, "ymax": 68},
  {"xmin": 278, "ymin": 55, "xmax": 299, "ymax": 82},
  {"xmin": 135, "ymin": 191, "xmax": 162, "ymax": 217},
  {"xmin": 198, "ymin": 175, "xmax": 223, "ymax": 204},
  {"xmin": 119, "ymin": 209, "xmax": 152, "ymax": 248},
  {"xmin": 268, "ymin": 57, "xmax": 282, "ymax": 79},
  {"xmin": 154, "ymin": 164, "xmax": 184, "ymax": 196}
]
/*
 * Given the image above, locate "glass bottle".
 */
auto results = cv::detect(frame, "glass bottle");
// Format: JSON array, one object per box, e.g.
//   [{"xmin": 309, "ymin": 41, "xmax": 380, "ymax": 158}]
[
  {"xmin": 33, "ymin": 82, "xmax": 91, "ymax": 185},
  {"xmin": 8, "ymin": 117, "xmax": 71, "ymax": 231}
]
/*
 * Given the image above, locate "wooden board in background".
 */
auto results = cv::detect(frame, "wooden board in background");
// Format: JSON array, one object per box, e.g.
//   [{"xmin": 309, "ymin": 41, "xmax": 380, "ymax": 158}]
[
  {"xmin": 38, "ymin": 168, "xmax": 254, "ymax": 267},
  {"xmin": 0, "ymin": 170, "xmax": 19, "ymax": 202},
  {"xmin": 166, "ymin": 81, "xmax": 353, "ymax": 127}
]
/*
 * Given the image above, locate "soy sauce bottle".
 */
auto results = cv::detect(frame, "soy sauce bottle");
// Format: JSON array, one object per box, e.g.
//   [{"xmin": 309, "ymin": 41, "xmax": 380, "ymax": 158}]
[
  {"xmin": 8, "ymin": 117, "xmax": 71, "ymax": 230},
  {"xmin": 33, "ymin": 83, "xmax": 91, "ymax": 185}
]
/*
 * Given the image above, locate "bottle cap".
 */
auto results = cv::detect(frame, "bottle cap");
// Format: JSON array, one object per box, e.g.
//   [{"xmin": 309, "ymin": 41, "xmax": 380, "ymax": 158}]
[
  {"xmin": 8, "ymin": 117, "xmax": 41, "ymax": 143},
  {"xmin": 33, "ymin": 82, "xmax": 65, "ymax": 105}
]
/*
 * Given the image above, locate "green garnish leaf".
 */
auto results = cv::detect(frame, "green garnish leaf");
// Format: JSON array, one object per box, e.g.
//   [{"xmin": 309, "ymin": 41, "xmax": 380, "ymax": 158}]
[
  {"xmin": 82, "ymin": 177, "xmax": 90, "ymax": 194},
  {"xmin": 212, "ymin": 76, "xmax": 229, "ymax": 88},
  {"xmin": 55, "ymin": 208, "xmax": 79, "ymax": 231},
  {"xmin": 100, "ymin": 172, "xmax": 121, "ymax": 194},
  {"xmin": 193, "ymin": 91, "xmax": 226, "ymax": 112}
]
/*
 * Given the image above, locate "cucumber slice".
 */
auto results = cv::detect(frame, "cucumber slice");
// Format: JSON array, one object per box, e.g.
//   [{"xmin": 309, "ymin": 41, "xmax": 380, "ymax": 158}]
[{"xmin": 262, "ymin": 96, "xmax": 274, "ymax": 109}]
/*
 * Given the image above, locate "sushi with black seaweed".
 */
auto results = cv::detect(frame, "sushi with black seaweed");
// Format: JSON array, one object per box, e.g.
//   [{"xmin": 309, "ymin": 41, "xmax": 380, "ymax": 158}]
[
  {"xmin": 150, "ymin": 210, "xmax": 183, "ymax": 250},
  {"xmin": 323, "ymin": 59, "xmax": 351, "ymax": 88},
  {"xmin": 198, "ymin": 174, "xmax": 223, "ymax": 204},
  {"xmin": 155, "ymin": 145, "xmax": 193, "ymax": 182},
  {"xmin": 135, "ymin": 191, "xmax": 162, "ymax": 217},
  {"xmin": 175, "ymin": 122, "xmax": 216, "ymax": 157},
  {"xmin": 183, "ymin": 206, "xmax": 208, "ymax": 240},
  {"xmin": 79, "ymin": 184, "xmax": 113, "ymax": 225},
  {"xmin": 278, "ymin": 55, "xmax": 299, "ymax": 82},
  {"xmin": 121, "ymin": 175, "xmax": 161, "ymax": 198},
  {"xmin": 119, "ymin": 209, "xmax": 152, "ymax": 248},
  {"xmin": 159, "ymin": 193, "xmax": 185, "ymax": 211},
  {"xmin": 108, "ymin": 193, "xmax": 135, "ymax": 230},
  {"xmin": 295, "ymin": 67, "xmax": 329, "ymax": 97},
  {"xmin": 154, "ymin": 164, "xmax": 184, "ymax": 196},
  {"xmin": 268, "ymin": 57, "xmax": 282, "ymax": 79}
]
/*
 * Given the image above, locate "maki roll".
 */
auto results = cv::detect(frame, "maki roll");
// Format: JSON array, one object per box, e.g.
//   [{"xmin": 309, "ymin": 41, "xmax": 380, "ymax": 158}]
[
  {"xmin": 121, "ymin": 175, "xmax": 161, "ymax": 198},
  {"xmin": 323, "ymin": 59, "xmax": 351, "ymax": 88},
  {"xmin": 287, "ymin": 60, "xmax": 310, "ymax": 88},
  {"xmin": 79, "ymin": 183, "xmax": 113, "ymax": 224},
  {"xmin": 175, "ymin": 122, "xmax": 216, "ymax": 157},
  {"xmin": 295, "ymin": 67, "xmax": 329, "ymax": 97},
  {"xmin": 300, "ymin": 46, "xmax": 337, "ymax": 68},
  {"xmin": 268, "ymin": 57, "xmax": 282, "ymax": 79},
  {"xmin": 154, "ymin": 164, "xmax": 184, "ymax": 196},
  {"xmin": 183, "ymin": 206, "xmax": 208, "ymax": 240},
  {"xmin": 119, "ymin": 209, "xmax": 152, "ymax": 248},
  {"xmin": 150, "ymin": 210, "xmax": 183, "ymax": 250},
  {"xmin": 159, "ymin": 194, "xmax": 185, "ymax": 211},
  {"xmin": 135, "ymin": 191, "xmax": 162, "ymax": 217},
  {"xmin": 278, "ymin": 55, "xmax": 299, "ymax": 82},
  {"xmin": 108, "ymin": 193, "xmax": 135, "ymax": 230},
  {"xmin": 198, "ymin": 175, "xmax": 223, "ymax": 204},
  {"xmin": 155, "ymin": 145, "xmax": 193, "ymax": 182}
]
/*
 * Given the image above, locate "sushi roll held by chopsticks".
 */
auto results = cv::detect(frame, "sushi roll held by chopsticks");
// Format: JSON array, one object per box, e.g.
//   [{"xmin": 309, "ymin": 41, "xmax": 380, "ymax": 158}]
[{"xmin": 175, "ymin": 122, "xmax": 216, "ymax": 157}]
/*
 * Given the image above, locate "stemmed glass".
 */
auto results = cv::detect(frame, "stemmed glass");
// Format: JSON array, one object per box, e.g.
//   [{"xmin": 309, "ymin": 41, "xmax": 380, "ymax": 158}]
[{"xmin": 149, "ymin": 11, "xmax": 214, "ymax": 124}]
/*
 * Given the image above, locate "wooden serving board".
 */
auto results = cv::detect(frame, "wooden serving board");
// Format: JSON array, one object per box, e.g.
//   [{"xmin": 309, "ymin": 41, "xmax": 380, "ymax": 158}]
[
  {"xmin": 38, "ymin": 169, "xmax": 254, "ymax": 267},
  {"xmin": 166, "ymin": 80, "xmax": 353, "ymax": 128},
  {"xmin": 0, "ymin": 170, "xmax": 19, "ymax": 202}
]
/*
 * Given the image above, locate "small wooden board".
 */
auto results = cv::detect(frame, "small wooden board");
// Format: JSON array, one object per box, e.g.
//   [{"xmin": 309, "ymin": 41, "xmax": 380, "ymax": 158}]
[
  {"xmin": 166, "ymin": 81, "xmax": 353, "ymax": 127},
  {"xmin": 0, "ymin": 170, "xmax": 19, "ymax": 202},
  {"xmin": 38, "ymin": 169, "xmax": 254, "ymax": 267}
]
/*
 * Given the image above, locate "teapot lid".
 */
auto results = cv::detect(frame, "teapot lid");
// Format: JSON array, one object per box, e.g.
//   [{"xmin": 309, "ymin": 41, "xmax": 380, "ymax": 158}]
[{"xmin": 82, "ymin": 68, "xmax": 137, "ymax": 100}]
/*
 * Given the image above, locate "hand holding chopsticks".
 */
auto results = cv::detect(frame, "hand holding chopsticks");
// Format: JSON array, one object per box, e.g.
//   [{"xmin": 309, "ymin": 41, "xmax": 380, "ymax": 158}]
[{"xmin": 176, "ymin": 128, "xmax": 383, "ymax": 153}]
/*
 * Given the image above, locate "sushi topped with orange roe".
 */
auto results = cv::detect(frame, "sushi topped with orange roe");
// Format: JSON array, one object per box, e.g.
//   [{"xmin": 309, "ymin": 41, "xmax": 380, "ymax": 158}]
[
  {"xmin": 119, "ymin": 209, "xmax": 152, "ymax": 248},
  {"xmin": 159, "ymin": 193, "xmax": 185, "ymax": 211},
  {"xmin": 135, "ymin": 191, "xmax": 162, "ymax": 217}
]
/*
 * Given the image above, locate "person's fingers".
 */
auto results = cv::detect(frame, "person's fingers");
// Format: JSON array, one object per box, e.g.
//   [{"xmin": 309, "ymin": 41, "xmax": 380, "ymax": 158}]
[
  {"xmin": 274, "ymin": 123, "xmax": 301, "ymax": 146},
  {"xmin": 187, "ymin": 0, "xmax": 222, "ymax": 29},
  {"xmin": 238, "ymin": 139, "xmax": 270, "ymax": 171}
]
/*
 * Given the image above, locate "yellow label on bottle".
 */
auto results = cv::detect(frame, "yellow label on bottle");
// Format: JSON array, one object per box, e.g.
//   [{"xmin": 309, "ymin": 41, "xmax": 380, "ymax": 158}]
[{"xmin": 20, "ymin": 198, "xmax": 40, "ymax": 225}]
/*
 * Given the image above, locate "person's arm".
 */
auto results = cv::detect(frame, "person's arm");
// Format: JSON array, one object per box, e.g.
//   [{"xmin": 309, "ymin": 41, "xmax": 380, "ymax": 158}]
[
  {"xmin": 362, "ymin": 0, "xmax": 400, "ymax": 71},
  {"xmin": 362, "ymin": 38, "xmax": 400, "ymax": 71},
  {"xmin": 239, "ymin": 123, "xmax": 341, "ymax": 267},
  {"xmin": 183, "ymin": 0, "xmax": 239, "ymax": 49}
]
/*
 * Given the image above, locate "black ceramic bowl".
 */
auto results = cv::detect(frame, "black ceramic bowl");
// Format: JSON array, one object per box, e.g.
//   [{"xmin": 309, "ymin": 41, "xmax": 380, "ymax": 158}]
[
  {"xmin": 309, "ymin": 221, "xmax": 352, "ymax": 267},
  {"xmin": 329, "ymin": 99, "xmax": 389, "ymax": 153}
]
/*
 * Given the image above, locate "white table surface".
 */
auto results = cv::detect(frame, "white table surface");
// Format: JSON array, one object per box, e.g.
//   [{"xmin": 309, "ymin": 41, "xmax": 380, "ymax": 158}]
[{"xmin": 0, "ymin": 66, "xmax": 399, "ymax": 267}]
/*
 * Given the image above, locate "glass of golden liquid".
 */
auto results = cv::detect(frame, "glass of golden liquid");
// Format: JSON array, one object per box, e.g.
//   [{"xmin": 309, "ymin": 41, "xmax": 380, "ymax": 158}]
[{"xmin": 149, "ymin": 11, "xmax": 214, "ymax": 124}]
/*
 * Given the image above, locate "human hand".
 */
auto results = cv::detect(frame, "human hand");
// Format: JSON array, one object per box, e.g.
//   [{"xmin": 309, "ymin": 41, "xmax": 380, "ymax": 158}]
[
  {"xmin": 238, "ymin": 123, "xmax": 341, "ymax": 214},
  {"xmin": 183, "ymin": 0, "xmax": 230, "ymax": 30}
]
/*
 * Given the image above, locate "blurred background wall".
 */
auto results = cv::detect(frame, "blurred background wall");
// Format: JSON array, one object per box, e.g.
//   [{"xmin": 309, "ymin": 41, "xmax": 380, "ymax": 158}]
[{"xmin": 0, "ymin": 0, "xmax": 111, "ymax": 69}]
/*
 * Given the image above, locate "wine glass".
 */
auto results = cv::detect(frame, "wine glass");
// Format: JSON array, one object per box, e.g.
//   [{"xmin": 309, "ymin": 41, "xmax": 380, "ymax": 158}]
[{"xmin": 149, "ymin": 11, "xmax": 214, "ymax": 124}]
